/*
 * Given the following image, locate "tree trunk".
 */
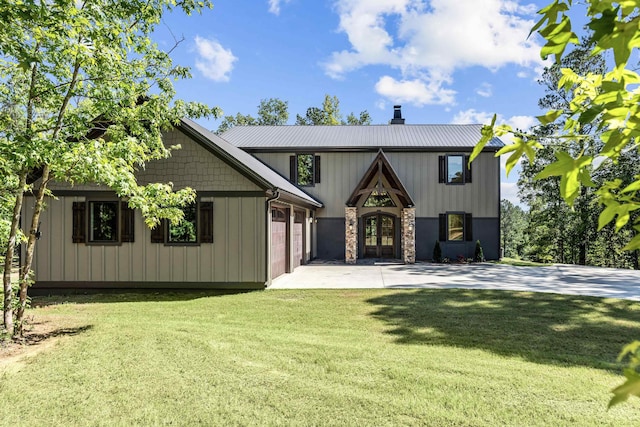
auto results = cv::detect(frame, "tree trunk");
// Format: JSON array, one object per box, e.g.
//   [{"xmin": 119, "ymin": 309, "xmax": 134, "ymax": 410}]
[
  {"xmin": 15, "ymin": 166, "xmax": 50, "ymax": 338},
  {"xmin": 2, "ymin": 171, "xmax": 28, "ymax": 334}
]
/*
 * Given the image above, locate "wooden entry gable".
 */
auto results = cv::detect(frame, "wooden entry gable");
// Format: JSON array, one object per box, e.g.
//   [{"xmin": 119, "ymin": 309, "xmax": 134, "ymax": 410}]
[{"xmin": 346, "ymin": 150, "xmax": 414, "ymax": 208}]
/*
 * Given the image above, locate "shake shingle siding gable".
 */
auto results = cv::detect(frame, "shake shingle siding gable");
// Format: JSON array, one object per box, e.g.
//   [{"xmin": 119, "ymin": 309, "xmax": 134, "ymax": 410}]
[{"xmin": 221, "ymin": 125, "xmax": 504, "ymax": 151}]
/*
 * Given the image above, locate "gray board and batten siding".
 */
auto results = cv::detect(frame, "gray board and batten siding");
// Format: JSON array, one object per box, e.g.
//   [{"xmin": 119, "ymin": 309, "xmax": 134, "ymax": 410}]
[
  {"xmin": 27, "ymin": 122, "xmax": 321, "ymax": 289},
  {"xmin": 222, "ymin": 124, "xmax": 502, "ymax": 261}
]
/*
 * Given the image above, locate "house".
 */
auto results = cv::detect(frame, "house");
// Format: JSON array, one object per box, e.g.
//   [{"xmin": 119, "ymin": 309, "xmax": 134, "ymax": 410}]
[{"xmin": 26, "ymin": 106, "xmax": 503, "ymax": 290}]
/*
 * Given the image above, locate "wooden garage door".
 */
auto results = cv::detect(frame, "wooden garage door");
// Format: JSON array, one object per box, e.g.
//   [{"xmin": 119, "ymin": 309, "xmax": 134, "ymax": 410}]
[
  {"xmin": 271, "ymin": 208, "xmax": 287, "ymax": 279},
  {"xmin": 292, "ymin": 210, "xmax": 304, "ymax": 269}
]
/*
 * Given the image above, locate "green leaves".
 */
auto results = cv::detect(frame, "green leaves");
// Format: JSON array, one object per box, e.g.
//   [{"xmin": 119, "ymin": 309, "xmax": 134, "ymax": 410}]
[
  {"xmin": 496, "ymin": 133, "xmax": 543, "ymax": 177},
  {"xmin": 609, "ymin": 341, "xmax": 640, "ymax": 408},
  {"xmin": 532, "ymin": 1, "xmax": 579, "ymax": 62},
  {"xmin": 535, "ymin": 152, "xmax": 594, "ymax": 206},
  {"xmin": 469, "ymin": 114, "xmax": 496, "ymax": 163}
]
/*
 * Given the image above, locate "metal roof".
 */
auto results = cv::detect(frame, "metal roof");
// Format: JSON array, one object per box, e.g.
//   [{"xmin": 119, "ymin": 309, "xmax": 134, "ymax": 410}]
[
  {"xmin": 221, "ymin": 124, "xmax": 504, "ymax": 150},
  {"xmin": 179, "ymin": 118, "xmax": 323, "ymax": 208}
]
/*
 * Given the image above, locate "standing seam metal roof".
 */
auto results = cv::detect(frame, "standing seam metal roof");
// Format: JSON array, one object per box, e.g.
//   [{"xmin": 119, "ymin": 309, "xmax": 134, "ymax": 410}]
[
  {"xmin": 179, "ymin": 118, "xmax": 323, "ymax": 208},
  {"xmin": 221, "ymin": 124, "xmax": 504, "ymax": 149}
]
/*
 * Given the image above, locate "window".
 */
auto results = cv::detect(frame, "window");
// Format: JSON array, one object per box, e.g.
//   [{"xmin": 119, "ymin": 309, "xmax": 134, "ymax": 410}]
[
  {"xmin": 363, "ymin": 190, "xmax": 396, "ymax": 207},
  {"xmin": 72, "ymin": 201, "xmax": 134, "ymax": 244},
  {"xmin": 290, "ymin": 154, "xmax": 321, "ymax": 186},
  {"xmin": 439, "ymin": 213, "xmax": 473, "ymax": 242},
  {"xmin": 438, "ymin": 155, "xmax": 472, "ymax": 184},
  {"xmin": 150, "ymin": 201, "xmax": 213, "ymax": 245},
  {"xmin": 168, "ymin": 203, "xmax": 197, "ymax": 243},
  {"xmin": 89, "ymin": 201, "xmax": 119, "ymax": 242},
  {"xmin": 447, "ymin": 213, "xmax": 464, "ymax": 241}
]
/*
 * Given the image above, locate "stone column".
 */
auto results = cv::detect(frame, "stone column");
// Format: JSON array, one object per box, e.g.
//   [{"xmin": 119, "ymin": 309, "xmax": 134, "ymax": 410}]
[
  {"xmin": 345, "ymin": 207, "xmax": 358, "ymax": 264},
  {"xmin": 402, "ymin": 207, "xmax": 416, "ymax": 264}
]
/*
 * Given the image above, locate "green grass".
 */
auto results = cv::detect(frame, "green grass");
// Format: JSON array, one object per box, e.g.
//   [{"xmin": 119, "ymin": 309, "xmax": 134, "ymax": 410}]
[
  {"xmin": 1, "ymin": 289, "xmax": 640, "ymax": 426},
  {"xmin": 496, "ymin": 257, "xmax": 551, "ymax": 267}
]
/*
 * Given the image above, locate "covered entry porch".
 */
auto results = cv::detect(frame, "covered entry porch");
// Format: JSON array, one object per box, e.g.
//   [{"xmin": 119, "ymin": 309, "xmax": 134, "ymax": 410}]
[{"xmin": 344, "ymin": 150, "xmax": 416, "ymax": 265}]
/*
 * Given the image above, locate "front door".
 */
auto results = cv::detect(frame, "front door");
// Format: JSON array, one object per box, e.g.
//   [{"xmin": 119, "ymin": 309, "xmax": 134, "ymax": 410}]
[{"xmin": 363, "ymin": 214, "xmax": 395, "ymax": 258}]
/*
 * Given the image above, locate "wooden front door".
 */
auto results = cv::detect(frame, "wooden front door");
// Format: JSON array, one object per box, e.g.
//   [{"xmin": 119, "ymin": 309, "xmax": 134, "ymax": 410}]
[{"xmin": 363, "ymin": 214, "xmax": 395, "ymax": 258}]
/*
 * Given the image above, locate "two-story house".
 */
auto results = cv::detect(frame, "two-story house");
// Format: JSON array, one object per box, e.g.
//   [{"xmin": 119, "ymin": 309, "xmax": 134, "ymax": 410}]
[{"xmin": 25, "ymin": 106, "xmax": 502, "ymax": 290}]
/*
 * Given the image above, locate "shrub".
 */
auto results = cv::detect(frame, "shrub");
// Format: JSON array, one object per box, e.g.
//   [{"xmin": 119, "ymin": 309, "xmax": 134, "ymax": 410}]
[
  {"xmin": 433, "ymin": 240, "xmax": 442, "ymax": 263},
  {"xmin": 474, "ymin": 240, "xmax": 485, "ymax": 262}
]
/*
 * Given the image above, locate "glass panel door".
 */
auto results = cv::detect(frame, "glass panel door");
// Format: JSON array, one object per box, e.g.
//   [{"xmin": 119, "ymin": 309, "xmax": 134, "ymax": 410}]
[{"xmin": 364, "ymin": 216, "xmax": 378, "ymax": 257}]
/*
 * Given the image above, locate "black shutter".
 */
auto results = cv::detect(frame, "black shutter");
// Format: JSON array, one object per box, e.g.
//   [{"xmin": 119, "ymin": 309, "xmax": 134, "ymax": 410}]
[
  {"xmin": 438, "ymin": 156, "xmax": 446, "ymax": 183},
  {"xmin": 150, "ymin": 220, "xmax": 165, "ymax": 243},
  {"xmin": 290, "ymin": 155, "xmax": 296, "ymax": 183},
  {"xmin": 121, "ymin": 202, "xmax": 135, "ymax": 242},
  {"xmin": 199, "ymin": 202, "xmax": 214, "ymax": 243},
  {"xmin": 72, "ymin": 201, "xmax": 86, "ymax": 243},
  {"xmin": 314, "ymin": 155, "xmax": 321, "ymax": 184},
  {"xmin": 464, "ymin": 155, "xmax": 472, "ymax": 183},
  {"xmin": 465, "ymin": 213, "xmax": 473, "ymax": 241},
  {"xmin": 439, "ymin": 214, "xmax": 446, "ymax": 241}
]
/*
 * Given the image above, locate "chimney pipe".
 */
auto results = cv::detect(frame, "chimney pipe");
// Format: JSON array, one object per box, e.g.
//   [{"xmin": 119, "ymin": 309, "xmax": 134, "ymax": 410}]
[{"xmin": 390, "ymin": 105, "xmax": 405, "ymax": 124}]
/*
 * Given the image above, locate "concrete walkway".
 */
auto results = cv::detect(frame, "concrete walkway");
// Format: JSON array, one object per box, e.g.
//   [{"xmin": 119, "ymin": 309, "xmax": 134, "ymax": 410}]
[{"xmin": 270, "ymin": 261, "xmax": 640, "ymax": 301}]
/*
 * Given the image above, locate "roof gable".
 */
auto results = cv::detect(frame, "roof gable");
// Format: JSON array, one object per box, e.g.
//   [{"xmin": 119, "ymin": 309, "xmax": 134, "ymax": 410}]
[
  {"xmin": 178, "ymin": 119, "xmax": 322, "ymax": 208},
  {"xmin": 346, "ymin": 150, "xmax": 414, "ymax": 208}
]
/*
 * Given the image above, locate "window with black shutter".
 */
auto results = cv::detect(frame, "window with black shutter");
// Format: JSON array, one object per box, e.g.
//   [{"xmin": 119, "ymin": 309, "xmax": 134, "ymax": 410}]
[
  {"xmin": 439, "ymin": 212, "xmax": 473, "ymax": 241},
  {"xmin": 438, "ymin": 154, "xmax": 472, "ymax": 184},
  {"xmin": 289, "ymin": 154, "xmax": 320, "ymax": 186},
  {"xmin": 150, "ymin": 200, "xmax": 214, "ymax": 245},
  {"xmin": 72, "ymin": 200, "xmax": 134, "ymax": 244}
]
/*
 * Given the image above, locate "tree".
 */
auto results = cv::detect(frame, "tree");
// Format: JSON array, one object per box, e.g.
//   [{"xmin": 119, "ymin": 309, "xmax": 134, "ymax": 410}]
[
  {"xmin": 499, "ymin": 200, "xmax": 527, "ymax": 259},
  {"xmin": 518, "ymin": 38, "xmax": 604, "ymax": 265},
  {"xmin": 295, "ymin": 94, "xmax": 371, "ymax": 125},
  {"xmin": 216, "ymin": 94, "xmax": 372, "ymax": 133},
  {"xmin": 471, "ymin": 0, "xmax": 640, "ymax": 407},
  {"xmin": 215, "ymin": 98, "xmax": 288, "ymax": 133},
  {"xmin": 0, "ymin": 0, "xmax": 219, "ymax": 338}
]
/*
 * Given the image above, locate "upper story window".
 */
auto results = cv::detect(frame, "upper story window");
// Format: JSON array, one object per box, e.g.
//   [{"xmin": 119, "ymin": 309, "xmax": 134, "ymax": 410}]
[
  {"xmin": 290, "ymin": 154, "xmax": 321, "ymax": 187},
  {"xmin": 439, "ymin": 154, "xmax": 472, "ymax": 184}
]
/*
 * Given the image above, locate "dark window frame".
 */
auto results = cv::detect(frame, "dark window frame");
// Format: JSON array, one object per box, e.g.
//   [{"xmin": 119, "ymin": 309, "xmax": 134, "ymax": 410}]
[
  {"xmin": 438, "ymin": 154, "xmax": 472, "ymax": 185},
  {"xmin": 73, "ymin": 200, "xmax": 135, "ymax": 246},
  {"xmin": 290, "ymin": 154, "xmax": 321, "ymax": 187},
  {"xmin": 439, "ymin": 212, "xmax": 473, "ymax": 242},
  {"xmin": 88, "ymin": 200, "xmax": 120, "ymax": 244},
  {"xmin": 150, "ymin": 200, "xmax": 214, "ymax": 246},
  {"xmin": 166, "ymin": 201, "xmax": 199, "ymax": 246}
]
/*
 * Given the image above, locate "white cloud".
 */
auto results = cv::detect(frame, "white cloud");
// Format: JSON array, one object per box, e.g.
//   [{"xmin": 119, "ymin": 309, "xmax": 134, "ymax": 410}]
[
  {"xmin": 325, "ymin": 0, "xmax": 543, "ymax": 105},
  {"xmin": 501, "ymin": 182, "xmax": 523, "ymax": 206},
  {"xmin": 451, "ymin": 108, "xmax": 495, "ymax": 125},
  {"xmin": 375, "ymin": 75, "xmax": 456, "ymax": 106},
  {"xmin": 268, "ymin": 0, "xmax": 291, "ymax": 15},
  {"xmin": 375, "ymin": 99, "xmax": 387, "ymax": 110},
  {"xmin": 476, "ymin": 82, "xmax": 493, "ymax": 98},
  {"xmin": 194, "ymin": 36, "xmax": 237, "ymax": 82}
]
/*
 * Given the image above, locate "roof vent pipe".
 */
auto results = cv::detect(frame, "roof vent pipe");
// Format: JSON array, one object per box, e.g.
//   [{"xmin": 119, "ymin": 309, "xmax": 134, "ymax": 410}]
[{"xmin": 390, "ymin": 105, "xmax": 405, "ymax": 124}]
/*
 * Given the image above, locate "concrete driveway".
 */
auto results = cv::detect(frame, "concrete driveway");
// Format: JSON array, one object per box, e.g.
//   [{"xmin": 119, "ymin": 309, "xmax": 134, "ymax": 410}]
[{"xmin": 270, "ymin": 261, "xmax": 640, "ymax": 301}]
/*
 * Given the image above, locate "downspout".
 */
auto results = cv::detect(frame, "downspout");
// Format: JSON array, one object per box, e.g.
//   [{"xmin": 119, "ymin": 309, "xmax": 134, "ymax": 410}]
[{"xmin": 265, "ymin": 189, "xmax": 281, "ymax": 287}]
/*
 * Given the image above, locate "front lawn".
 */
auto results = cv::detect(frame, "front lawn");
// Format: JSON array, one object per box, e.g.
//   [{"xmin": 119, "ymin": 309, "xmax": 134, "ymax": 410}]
[{"xmin": 1, "ymin": 289, "xmax": 639, "ymax": 426}]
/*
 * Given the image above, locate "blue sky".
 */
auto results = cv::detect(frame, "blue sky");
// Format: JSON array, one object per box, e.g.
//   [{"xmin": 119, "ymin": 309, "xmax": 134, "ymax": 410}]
[{"xmin": 154, "ymin": 0, "xmax": 590, "ymax": 206}]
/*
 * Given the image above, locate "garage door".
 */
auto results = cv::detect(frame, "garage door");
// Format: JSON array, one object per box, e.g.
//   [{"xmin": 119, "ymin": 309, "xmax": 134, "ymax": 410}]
[
  {"xmin": 271, "ymin": 207, "xmax": 287, "ymax": 279},
  {"xmin": 292, "ymin": 210, "xmax": 304, "ymax": 269}
]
